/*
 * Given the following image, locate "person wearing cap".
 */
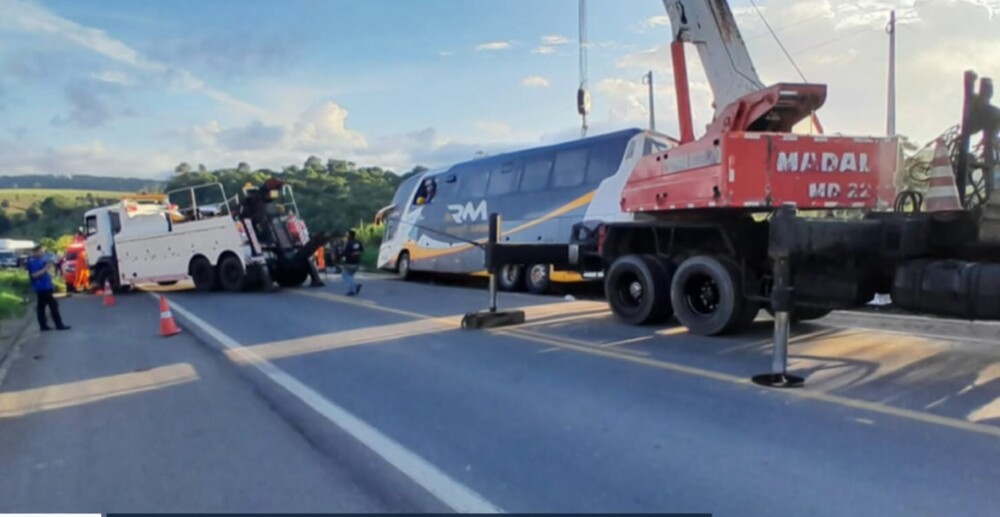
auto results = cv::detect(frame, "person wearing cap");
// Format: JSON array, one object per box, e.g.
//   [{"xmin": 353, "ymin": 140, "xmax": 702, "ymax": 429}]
[{"xmin": 25, "ymin": 245, "xmax": 70, "ymax": 331}]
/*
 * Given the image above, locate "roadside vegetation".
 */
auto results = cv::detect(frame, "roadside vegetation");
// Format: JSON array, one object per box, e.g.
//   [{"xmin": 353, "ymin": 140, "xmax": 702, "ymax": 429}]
[{"xmin": 0, "ymin": 269, "xmax": 30, "ymax": 328}]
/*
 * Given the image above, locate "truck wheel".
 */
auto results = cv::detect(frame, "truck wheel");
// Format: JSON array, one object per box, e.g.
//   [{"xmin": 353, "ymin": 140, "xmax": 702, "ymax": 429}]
[
  {"xmin": 525, "ymin": 264, "xmax": 551, "ymax": 294},
  {"xmin": 670, "ymin": 255, "xmax": 749, "ymax": 336},
  {"xmin": 498, "ymin": 265, "xmax": 523, "ymax": 291},
  {"xmin": 275, "ymin": 267, "xmax": 309, "ymax": 288},
  {"xmin": 157, "ymin": 281, "xmax": 178, "ymax": 286},
  {"xmin": 217, "ymin": 255, "xmax": 246, "ymax": 292},
  {"xmin": 397, "ymin": 251, "xmax": 412, "ymax": 281},
  {"xmin": 190, "ymin": 257, "xmax": 215, "ymax": 292},
  {"xmin": 606, "ymin": 255, "xmax": 673, "ymax": 325}
]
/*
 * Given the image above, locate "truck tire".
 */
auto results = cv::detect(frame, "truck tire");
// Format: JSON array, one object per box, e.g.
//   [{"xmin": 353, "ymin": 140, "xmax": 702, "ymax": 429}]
[
  {"xmin": 525, "ymin": 264, "xmax": 551, "ymax": 294},
  {"xmin": 498, "ymin": 265, "xmax": 523, "ymax": 291},
  {"xmin": 157, "ymin": 281, "xmax": 178, "ymax": 286},
  {"xmin": 397, "ymin": 251, "xmax": 412, "ymax": 281},
  {"xmin": 670, "ymin": 255, "xmax": 750, "ymax": 336},
  {"xmin": 190, "ymin": 257, "xmax": 216, "ymax": 292},
  {"xmin": 275, "ymin": 267, "xmax": 309, "ymax": 288},
  {"xmin": 217, "ymin": 255, "xmax": 246, "ymax": 292},
  {"xmin": 606, "ymin": 255, "xmax": 673, "ymax": 325}
]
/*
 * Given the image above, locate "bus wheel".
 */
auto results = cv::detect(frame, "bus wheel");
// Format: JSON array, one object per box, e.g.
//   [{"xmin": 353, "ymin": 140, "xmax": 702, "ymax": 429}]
[
  {"xmin": 498, "ymin": 265, "xmax": 523, "ymax": 291},
  {"xmin": 525, "ymin": 264, "xmax": 551, "ymax": 294},
  {"xmin": 605, "ymin": 255, "xmax": 673, "ymax": 325},
  {"xmin": 397, "ymin": 252, "xmax": 412, "ymax": 281},
  {"xmin": 217, "ymin": 255, "xmax": 246, "ymax": 292},
  {"xmin": 670, "ymin": 255, "xmax": 749, "ymax": 336},
  {"xmin": 190, "ymin": 257, "xmax": 216, "ymax": 292}
]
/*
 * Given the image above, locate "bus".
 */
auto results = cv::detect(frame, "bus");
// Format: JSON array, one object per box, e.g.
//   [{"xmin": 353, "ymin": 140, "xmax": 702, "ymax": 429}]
[{"xmin": 376, "ymin": 128, "xmax": 676, "ymax": 293}]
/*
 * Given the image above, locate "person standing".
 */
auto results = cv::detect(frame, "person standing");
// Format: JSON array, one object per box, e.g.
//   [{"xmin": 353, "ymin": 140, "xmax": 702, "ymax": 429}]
[
  {"xmin": 25, "ymin": 245, "xmax": 70, "ymax": 331},
  {"xmin": 341, "ymin": 230, "xmax": 364, "ymax": 296}
]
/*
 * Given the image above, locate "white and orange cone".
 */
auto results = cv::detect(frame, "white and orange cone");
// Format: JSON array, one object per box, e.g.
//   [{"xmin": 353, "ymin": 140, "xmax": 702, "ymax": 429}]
[
  {"xmin": 102, "ymin": 280, "xmax": 115, "ymax": 306},
  {"xmin": 925, "ymin": 139, "xmax": 963, "ymax": 212},
  {"xmin": 159, "ymin": 295, "xmax": 181, "ymax": 337}
]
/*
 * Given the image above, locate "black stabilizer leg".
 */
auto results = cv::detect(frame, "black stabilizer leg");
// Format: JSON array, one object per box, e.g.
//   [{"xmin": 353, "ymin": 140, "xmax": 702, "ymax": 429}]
[
  {"xmin": 753, "ymin": 206, "xmax": 804, "ymax": 388},
  {"xmin": 461, "ymin": 213, "xmax": 526, "ymax": 330}
]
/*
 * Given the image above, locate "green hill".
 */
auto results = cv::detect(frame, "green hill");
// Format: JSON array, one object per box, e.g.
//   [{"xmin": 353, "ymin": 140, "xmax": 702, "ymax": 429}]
[{"xmin": 0, "ymin": 188, "xmax": 132, "ymax": 241}]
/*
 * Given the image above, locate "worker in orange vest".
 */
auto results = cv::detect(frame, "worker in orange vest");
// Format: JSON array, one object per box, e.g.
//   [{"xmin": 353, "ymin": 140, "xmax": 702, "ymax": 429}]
[
  {"xmin": 73, "ymin": 250, "xmax": 90, "ymax": 292},
  {"xmin": 315, "ymin": 245, "xmax": 326, "ymax": 271}
]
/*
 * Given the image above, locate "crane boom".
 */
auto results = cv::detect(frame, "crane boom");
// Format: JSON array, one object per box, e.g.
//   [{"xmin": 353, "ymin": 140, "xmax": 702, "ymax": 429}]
[{"xmin": 663, "ymin": 0, "xmax": 764, "ymax": 118}]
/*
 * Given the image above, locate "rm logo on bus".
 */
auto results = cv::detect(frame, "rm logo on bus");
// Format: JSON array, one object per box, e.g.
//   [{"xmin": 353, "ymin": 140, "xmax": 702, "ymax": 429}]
[{"xmin": 447, "ymin": 200, "xmax": 488, "ymax": 224}]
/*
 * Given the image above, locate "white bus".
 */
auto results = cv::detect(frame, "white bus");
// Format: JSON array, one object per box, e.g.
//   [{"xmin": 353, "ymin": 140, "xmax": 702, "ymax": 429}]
[{"xmin": 377, "ymin": 128, "xmax": 676, "ymax": 293}]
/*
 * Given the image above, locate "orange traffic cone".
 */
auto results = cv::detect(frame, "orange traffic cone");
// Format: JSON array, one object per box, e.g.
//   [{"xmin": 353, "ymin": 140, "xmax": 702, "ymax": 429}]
[
  {"xmin": 925, "ymin": 139, "xmax": 963, "ymax": 212},
  {"xmin": 159, "ymin": 295, "xmax": 181, "ymax": 337},
  {"xmin": 102, "ymin": 280, "xmax": 115, "ymax": 306}
]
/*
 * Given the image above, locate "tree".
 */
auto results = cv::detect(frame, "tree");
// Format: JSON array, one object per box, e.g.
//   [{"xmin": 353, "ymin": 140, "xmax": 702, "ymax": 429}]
[
  {"xmin": 25, "ymin": 204, "xmax": 41, "ymax": 222},
  {"xmin": 237, "ymin": 162, "xmax": 252, "ymax": 174},
  {"xmin": 0, "ymin": 211, "xmax": 10, "ymax": 234},
  {"xmin": 175, "ymin": 162, "xmax": 192, "ymax": 174},
  {"xmin": 305, "ymin": 155, "xmax": 324, "ymax": 172},
  {"xmin": 86, "ymin": 192, "xmax": 95, "ymax": 206},
  {"xmin": 198, "ymin": 163, "xmax": 208, "ymax": 174},
  {"xmin": 0, "ymin": 199, "xmax": 8, "ymax": 209}
]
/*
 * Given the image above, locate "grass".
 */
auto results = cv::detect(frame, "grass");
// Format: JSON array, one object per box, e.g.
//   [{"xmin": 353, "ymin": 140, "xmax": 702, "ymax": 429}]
[
  {"xmin": 0, "ymin": 269, "xmax": 30, "ymax": 327},
  {"xmin": 353, "ymin": 222, "xmax": 384, "ymax": 270},
  {"xmin": 0, "ymin": 188, "xmax": 131, "ymax": 214}
]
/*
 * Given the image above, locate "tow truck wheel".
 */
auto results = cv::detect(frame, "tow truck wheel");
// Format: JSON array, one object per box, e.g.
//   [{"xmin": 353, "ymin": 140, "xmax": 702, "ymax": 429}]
[
  {"xmin": 397, "ymin": 252, "xmax": 412, "ymax": 281},
  {"xmin": 498, "ymin": 265, "xmax": 523, "ymax": 291},
  {"xmin": 525, "ymin": 264, "xmax": 551, "ymax": 294},
  {"xmin": 190, "ymin": 257, "xmax": 215, "ymax": 292},
  {"xmin": 606, "ymin": 255, "xmax": 673, "ymax": 325},
  {"xmin": 670, "ymin": 255, "xmax": 749, "ymax": 336},
  {"xmin": 217, "ymin": 255, "xmax": 246, "ymax": 292}
]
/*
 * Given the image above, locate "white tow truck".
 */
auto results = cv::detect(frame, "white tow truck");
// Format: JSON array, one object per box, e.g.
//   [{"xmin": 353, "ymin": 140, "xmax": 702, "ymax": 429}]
[{"xmin": 84, "ymin": 181, "xmax": 329, "ymax": 292}]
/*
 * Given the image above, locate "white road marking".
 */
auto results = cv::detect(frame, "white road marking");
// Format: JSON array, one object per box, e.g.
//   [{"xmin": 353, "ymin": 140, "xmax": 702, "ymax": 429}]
[{"xmin": 162, "ymin": 295, "xmax": 503, "ymax": 514}]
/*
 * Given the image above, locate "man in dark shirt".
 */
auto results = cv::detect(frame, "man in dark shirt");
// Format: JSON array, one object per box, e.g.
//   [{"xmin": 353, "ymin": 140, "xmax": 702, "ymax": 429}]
[
  {"xmin": 341, "ymin": 230, "xmax": 363, "ymax": 296},
  {"xmin": 25, "ymin": 245, "xmax": 70, "ymax": 331}
]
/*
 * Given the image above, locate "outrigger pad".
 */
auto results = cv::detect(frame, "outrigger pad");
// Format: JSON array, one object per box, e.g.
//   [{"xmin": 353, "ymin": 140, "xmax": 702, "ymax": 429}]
[
  {"xmin": 461, "ymin": 310, "xmax": 525, "ymax": 330},
  {"xmin": 751, "ymin": 373, "xmax": 805, "ymax": 388}
]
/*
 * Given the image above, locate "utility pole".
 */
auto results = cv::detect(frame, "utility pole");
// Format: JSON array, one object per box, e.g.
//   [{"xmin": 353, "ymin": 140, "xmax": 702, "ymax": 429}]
[
  {"xmin": 577, "ymin": 0, "xmax": 590, "ymax": 138},
  {"xmin": 886, "ymin": 10, "xmax": 896, "ymax": 136},
  {"xmin": 642, "ymin": 71, "xmax": 656, "ymax": 131}
]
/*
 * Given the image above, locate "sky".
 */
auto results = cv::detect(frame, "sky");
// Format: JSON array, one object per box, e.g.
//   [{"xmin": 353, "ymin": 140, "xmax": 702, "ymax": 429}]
[{"xmin": 0, "ymin": 0, "xmax": 997, "ymax": 178}]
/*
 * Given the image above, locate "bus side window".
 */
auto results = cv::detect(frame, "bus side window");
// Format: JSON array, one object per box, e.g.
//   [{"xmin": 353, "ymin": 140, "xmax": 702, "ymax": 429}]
[
  {"xmin": 520, "ymin": 155, "xmax": 553, "ymax": 192},
  {"xmin": 552, "ymin": 148, "xmax": 589, "ymax": 188},
  {"xmin": 586, "ymin": 141, "xmax": 625, "ymax": 184},
  {"xmin": 487, "ymin": 161, "xmax": 521, "ymax": 196},
  {"xmin": 459, "ymin": 167, "xmax": 489, "ymax": 198},
  {"xmin": 414, "ymin": 177, "xmax": 438, "ymax": 205}
]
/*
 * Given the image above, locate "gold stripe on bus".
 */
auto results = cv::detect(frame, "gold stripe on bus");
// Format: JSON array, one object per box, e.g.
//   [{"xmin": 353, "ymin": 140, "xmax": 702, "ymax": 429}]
[{"xmin": 405, "ymin": 191, "xmax": 596, "ymax": 262}]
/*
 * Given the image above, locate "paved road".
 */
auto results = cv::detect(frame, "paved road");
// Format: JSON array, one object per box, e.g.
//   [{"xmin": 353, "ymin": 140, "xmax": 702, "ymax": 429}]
[
  {"xmin": 0, "ymin": 294, "xmax": 404, "ymax": 513},
  {"xmin": 150, "ymin": 273, "xmax": 1000, "ymax": 515}
]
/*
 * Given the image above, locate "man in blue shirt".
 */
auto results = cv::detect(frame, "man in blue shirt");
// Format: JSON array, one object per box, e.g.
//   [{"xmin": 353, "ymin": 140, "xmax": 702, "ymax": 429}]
[{"xmin": 25, "ymin": 245, "xmax": 70, "ymax": 331}]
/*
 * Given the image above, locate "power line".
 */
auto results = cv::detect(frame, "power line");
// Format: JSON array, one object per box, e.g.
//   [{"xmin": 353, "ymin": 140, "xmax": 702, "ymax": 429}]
[{"xmin": 748, "ymin": 0, "xmax": 808, "ymax": 82}]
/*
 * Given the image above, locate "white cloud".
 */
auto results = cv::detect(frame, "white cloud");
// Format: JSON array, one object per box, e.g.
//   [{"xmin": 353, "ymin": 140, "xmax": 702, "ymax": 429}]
[
  {"xmin": 521, "ymin": 76, "xmax": 550, "ymax": 88},
  {"xmin": 475, "ymin": 41, "xmax": 512, "ymax": 51},
  {"xmin": 531, "ymin": 46, "xmax": 556, "ymax": 55},
  {"xmin": 638, "ymin": 15, "xmax": 671, "ymax": 31},
  {"xmin": 0, "ymin": 138, "xmax": 175, "ymax": 178},
  {"xmin": 475, "ymin": 121, "xmax": 512, "ymax": 137},
  {"xmin": 0, "ymin": 0, "xmax": 265, "ymax": 117},
  {"xmin": 607, "ymin": 0, "xmax": 1000, "ymax": 145},
  {"xmin": 541, "ymin": 35, "xmax": 571, "ymax": 45},
  {"xmin": 90, "ymin": 70, "xmax": 131, "ymax": 85},
  {"xmin": 439, "ymin": 51, "xmax": 455, "ymax": 57}
]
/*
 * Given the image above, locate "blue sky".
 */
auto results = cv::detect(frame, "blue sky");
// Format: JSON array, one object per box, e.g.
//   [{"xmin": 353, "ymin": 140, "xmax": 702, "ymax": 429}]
[{"xmin": 0, "ymin": 0, "xmax": 998, "ymax": 177}]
